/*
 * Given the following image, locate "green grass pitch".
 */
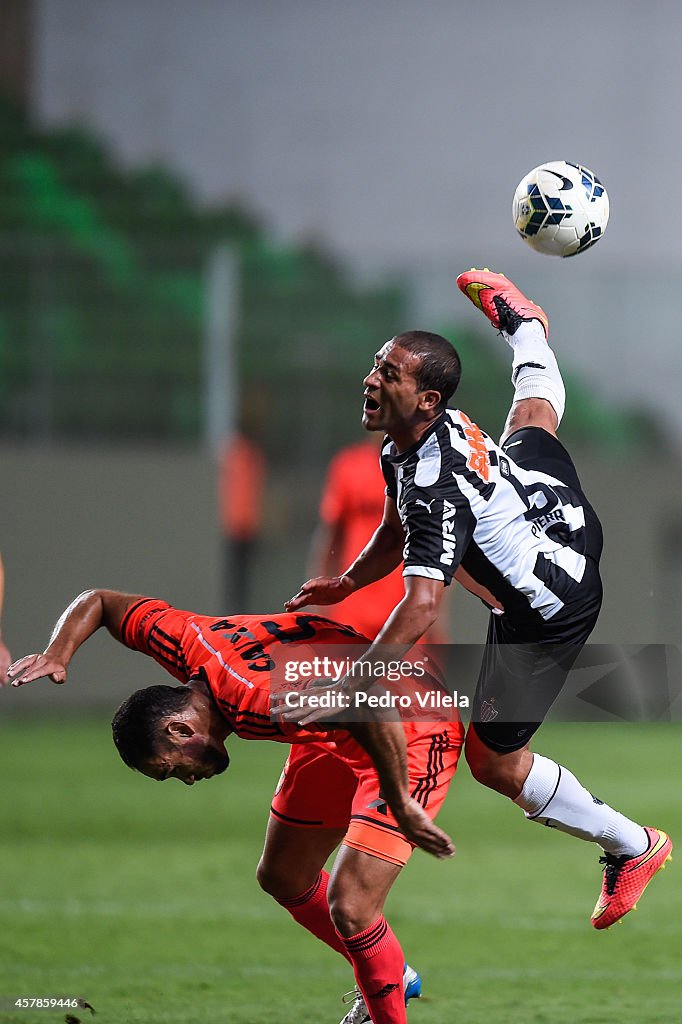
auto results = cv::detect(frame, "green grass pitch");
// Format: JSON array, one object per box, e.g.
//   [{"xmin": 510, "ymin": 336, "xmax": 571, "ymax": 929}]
[{"xmin": 0, "ymin": 718, "xmax": 679, "ymax": 1024}]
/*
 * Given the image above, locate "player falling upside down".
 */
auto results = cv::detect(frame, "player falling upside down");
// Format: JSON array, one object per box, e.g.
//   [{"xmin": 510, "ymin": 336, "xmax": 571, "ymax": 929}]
[
  {"xmin": 8, "ymin": 591, "xmax": 461, "ymax": 1024},
  {"xmin": 283, "ymin": 268, "xmax": 672, "ymax": 937}
]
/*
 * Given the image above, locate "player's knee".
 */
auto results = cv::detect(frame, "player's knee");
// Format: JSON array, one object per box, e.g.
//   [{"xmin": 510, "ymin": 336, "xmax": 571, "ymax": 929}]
[
  {"xmin": 256, "ymin": 857, "xmax": 293, "ymax": 900},
  {"xmin": 256, "ymin": 855, "xmax": 323, "ymax": 902},
  {"xmin": 465, "ymin": 747, "xmax": 499, "ymax": 788},
  {"xmin": 327, "ymin": 884, "xmax": 375, "ymax": 938},
  {"xmin": 255, "ymin": 856, "xmax": 277, "ymax": 895},
  {"xmin": 465, "ymin": 736, "xmax": 520, "ymax": 796}
]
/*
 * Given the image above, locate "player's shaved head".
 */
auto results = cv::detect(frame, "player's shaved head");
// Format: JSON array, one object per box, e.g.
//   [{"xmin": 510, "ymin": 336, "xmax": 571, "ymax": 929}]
[
  {"xmin": 392, "ymin": 331, "xmax": 461, "ymax": 410},
  {"xmin": 112, "ymin": 684, "xmax": 192, "ymax": 769}
]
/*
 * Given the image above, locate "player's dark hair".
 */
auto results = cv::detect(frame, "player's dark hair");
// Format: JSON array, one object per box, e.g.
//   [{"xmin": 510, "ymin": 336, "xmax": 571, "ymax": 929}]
[
  {"xmin": 111, "ymin": 684, "xmax": 192, "ymax": 770},
  {"xmin": 394, "ymin": 331, "xmax": 461, "ymax": 409}
]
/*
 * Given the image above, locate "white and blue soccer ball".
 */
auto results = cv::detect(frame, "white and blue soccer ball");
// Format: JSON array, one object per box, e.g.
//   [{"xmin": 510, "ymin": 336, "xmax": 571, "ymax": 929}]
[{"xmin": 512, "ymin": 161, "xmax": 609, "ymax": 257}]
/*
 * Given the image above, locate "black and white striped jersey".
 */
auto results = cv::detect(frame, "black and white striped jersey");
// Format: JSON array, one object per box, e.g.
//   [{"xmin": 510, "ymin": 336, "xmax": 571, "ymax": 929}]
[{"xmin": 381, "ymin": 410, "xmax": 602, "ymax": 624}]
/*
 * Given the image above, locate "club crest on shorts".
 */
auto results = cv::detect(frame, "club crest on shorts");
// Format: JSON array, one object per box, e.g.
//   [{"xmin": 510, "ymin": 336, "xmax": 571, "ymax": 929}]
[{"xmin": 479, "ymin": 699, "xmax": 499, "ymax": 723}]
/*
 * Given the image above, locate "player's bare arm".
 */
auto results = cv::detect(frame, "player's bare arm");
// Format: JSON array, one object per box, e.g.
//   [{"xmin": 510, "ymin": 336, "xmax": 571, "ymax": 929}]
[
  {"xmin": 7, "ymin": 589, "xmax": 143, "ymax": 686},
  {"xmin": 286, "ymin": 495, "xmax": 404, "ymax": 610},
  {"xmin": 347, "ymin": 717, "xmax": 454, "ymax": 859},
  {"xmin": 453, "ymin": 566, "xmax": 504, "ymax": 612},
  {"xmin": 371, "ymin": 574, "xmax": 443, "ymax": 648}
]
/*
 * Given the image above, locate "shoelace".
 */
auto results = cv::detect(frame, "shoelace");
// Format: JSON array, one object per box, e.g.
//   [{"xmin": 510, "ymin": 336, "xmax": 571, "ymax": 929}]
[
  {"xmin": 340, "ymin": 988, "xmax": 369, "ymax": 1024},
  {"xmin": 599, "ymin": 854, "xmax": 627, "ymax": 896}
]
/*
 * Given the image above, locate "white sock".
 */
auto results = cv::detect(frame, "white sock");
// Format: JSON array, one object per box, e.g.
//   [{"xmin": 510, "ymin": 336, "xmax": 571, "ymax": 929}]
[
  {"xmin": 514, "ymin": 753, "xmax": 648, "ymax": 858},
  {"xmin": 503, "ymin": 320, "xmax": 566, "ymax": 425}
]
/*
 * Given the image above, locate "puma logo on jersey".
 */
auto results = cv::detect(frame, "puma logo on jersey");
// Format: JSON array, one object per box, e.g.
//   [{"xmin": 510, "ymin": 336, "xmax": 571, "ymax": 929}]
[{"xmin": 414, "ymin": 497, "xmax": 436, "ymax": 513}]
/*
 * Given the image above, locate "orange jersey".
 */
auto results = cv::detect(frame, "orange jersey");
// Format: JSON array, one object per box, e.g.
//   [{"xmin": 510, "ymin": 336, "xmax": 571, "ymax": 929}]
[
  {"xmin": 319, "ymin": 441, "xmax": 405, "ymax": 637},
  {"xmin": 121, "ymin": 598, "xmax": 368, "ymax": 744}
]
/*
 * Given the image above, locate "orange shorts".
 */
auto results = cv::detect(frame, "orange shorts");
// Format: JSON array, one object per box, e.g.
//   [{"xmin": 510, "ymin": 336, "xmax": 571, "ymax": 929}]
[{"xmin": 270, "ymin": 720, "xmax": 463, "ymax": 867}]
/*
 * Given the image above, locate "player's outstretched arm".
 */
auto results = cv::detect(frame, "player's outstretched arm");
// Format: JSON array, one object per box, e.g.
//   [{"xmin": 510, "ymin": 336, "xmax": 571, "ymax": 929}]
[
  {"xmin": 285, "ymin": 496, "xmax": 404, "ymax": 611},
  {"xmin": 6, "ymin": 589, "xmax": 143, "ymax": 687}
]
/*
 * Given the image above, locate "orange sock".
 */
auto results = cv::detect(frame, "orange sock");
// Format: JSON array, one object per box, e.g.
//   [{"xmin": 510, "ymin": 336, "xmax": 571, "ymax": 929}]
[
  {"xmin": 341, "ymin": 917, "xmax": 406, "ymax": 1024},
  {"xmin": 276, "ymin": 871, "xmax": 350, "ymax": 961}
]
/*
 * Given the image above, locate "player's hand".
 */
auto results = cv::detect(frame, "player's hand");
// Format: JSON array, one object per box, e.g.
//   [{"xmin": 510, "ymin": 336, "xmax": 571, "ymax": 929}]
[
  {"xmin": 393, "ymin": 798, "xmax": 455, "ymax": 859},
  {"xmin": 285, "ymin": 575, "xmax": 354, "ymax": 611},
  {"xmin": 6, "ymin": 653, "xmax": 68, "ymax": 687},
  {"xmin": 0, "ymin": 639, "xmax": 12, "ymax": 684}
]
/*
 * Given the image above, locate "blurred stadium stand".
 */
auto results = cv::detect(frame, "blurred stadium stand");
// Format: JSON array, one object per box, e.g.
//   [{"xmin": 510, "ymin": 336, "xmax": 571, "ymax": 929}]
[{"xmin": 0, "ymin": 98, "xmax": 661, "ymax": 454}]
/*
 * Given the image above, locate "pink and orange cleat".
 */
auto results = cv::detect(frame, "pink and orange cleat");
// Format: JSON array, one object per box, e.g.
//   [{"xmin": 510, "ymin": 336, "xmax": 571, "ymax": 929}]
[
  {"xmin": 456, "ymin": 268, "xmax": 549, "ymax": 339},
  {"xmin": 591, "ymin": 826, "xmax": 673, "ymax": 930}
]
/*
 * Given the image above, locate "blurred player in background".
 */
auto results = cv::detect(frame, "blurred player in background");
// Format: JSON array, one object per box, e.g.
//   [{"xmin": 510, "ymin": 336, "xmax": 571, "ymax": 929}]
[
  {"xmin": 0, "ymin": 553, "xmax": 11, "ymax": 681},
  {"xmin": 309, "ymin": 434, "xmax": 405, "ymax": 639},
  {"xmin": 285, "ymin": 269, "xmax": 672, "ymax": 934},
  {"xmin": 8, "ymin": 589, "xmax": 461, "ymax": 1024},
  {"xmin": 309, "ymin": 433, "xmax": 448, "ymax": 643},
  {"xmin": 218, "ymin": 427, "xmax": 267, "ymax": 612}
]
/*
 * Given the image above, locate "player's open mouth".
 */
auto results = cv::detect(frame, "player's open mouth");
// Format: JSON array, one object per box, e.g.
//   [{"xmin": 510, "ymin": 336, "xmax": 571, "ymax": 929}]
[{"xmin": 363, "ymin": 396, "xmax": 380, "ymax": 413}]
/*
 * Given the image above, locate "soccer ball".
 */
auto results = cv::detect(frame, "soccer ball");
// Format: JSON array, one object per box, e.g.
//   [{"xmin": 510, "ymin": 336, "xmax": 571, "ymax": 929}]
[{"xmin": 512, "ymin": 161, "xmax": 609, "ymax": 257}]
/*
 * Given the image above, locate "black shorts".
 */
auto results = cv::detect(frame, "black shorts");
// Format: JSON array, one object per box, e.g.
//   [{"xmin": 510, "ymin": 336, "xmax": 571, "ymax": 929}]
[{"xmin": 472, "ymin": 427, "xmax": 603, "ymax": 753}]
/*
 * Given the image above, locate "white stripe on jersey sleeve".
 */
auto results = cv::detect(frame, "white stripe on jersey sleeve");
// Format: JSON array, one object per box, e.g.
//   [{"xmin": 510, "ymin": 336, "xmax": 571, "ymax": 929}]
[
  {"xmin": 403, "ymin": 565, "xmax": 446, "ymax": 582},
  {"xmin": 414, "ymin": 433, "xmax": 442, "ymax": 487}
]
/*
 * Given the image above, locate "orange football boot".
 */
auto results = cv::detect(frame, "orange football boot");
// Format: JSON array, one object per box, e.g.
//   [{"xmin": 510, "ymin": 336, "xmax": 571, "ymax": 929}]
[
  {"xmin": 457, "ymin": 269, "xmax": 549, "ymax": 339},
  {"xmin": 591, "ymin": 827, "xmax": 673, "ymax": 930}
]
